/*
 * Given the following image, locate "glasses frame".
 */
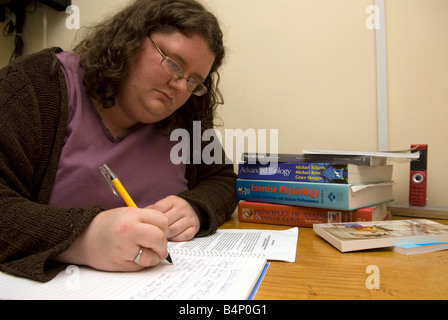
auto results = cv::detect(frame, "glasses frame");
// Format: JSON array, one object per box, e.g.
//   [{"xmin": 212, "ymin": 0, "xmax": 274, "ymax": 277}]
[{"xmin": 148, "ymin": 36, "xmax": 208, "ymax": 97}]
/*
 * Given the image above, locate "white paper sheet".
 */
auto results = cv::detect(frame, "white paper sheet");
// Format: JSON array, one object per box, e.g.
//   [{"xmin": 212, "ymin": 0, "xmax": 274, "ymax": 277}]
[{"xmin": 169, "ymin": 227, "xmax": 299, "ymax": 262}]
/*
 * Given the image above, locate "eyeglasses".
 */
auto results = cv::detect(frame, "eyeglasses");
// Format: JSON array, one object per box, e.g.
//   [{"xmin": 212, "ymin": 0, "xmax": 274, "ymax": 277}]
[{"xmin": 149, "ymin": 37, "xmax": 208, "ymax": 97}]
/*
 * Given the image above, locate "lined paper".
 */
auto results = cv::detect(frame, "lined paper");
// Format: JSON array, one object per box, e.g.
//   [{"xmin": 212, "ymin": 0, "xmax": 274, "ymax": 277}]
[{"xmin": 0, "ymin": 250, "xmax": 266, "ymax": 300}]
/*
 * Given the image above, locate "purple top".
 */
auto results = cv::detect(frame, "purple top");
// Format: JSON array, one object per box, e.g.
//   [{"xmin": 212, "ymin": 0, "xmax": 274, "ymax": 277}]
[{"xmin": 49, "ymin": 52, "xmax": 187, "ymax": 210}]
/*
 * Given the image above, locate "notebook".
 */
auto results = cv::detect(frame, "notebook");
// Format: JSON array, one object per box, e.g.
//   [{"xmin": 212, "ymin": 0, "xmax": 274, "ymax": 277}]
[
  {"xmin": 0, "ymin": 227, "xmax": 300, "ymax": 300},
  {"xmin": 0, "ymin": 249, "xmax": 267, "ymax": 300}
]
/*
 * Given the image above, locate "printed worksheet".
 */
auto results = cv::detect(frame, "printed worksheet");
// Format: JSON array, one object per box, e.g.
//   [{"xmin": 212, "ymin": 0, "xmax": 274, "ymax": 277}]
[{"xmin": 169, "ymin": 227, "xmax": 298, "ymax": 262}]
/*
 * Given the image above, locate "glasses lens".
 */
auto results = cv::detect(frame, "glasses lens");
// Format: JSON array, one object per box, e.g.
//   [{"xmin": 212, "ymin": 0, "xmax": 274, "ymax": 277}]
[
  {"xmin": 162, "ymin": 58, "xmax": 183, "ymax": 79},
  {"xmin": 190, "ymin": 83, "xmax": 208, "ymax": 96},
  {"xmin": 161, "ymin": 57, "xmax": 208, "ymax": 96}
]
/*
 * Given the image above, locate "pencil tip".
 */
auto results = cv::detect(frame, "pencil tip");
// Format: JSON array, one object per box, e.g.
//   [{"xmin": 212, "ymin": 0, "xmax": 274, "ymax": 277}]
[{"xmin": 166, "ymin": 254, "xmax": 173, "ymax": 264}]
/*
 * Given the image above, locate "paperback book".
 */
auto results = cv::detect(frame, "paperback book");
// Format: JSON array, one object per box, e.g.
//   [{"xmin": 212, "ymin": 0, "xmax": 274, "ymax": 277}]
[
  {"xmin": 242, "ymin": 153, "xmax": 387, "ymax": 166},
  {"xmin": 302, "ymin": 149, "xmax": 419, "ymax": 161},
  {"xmin": 238, "ymin": 162, "xmax": 393, "ymax": 184},
  {"xmin": 236, "ymin": 179, "xmax": 394, "ymax": 210},
  {"xmin": 238, "ymin": 201, "xmax": 389, "ymax": 228},
  {"xmin": 313, "ymin": 219, "xmax": 448, "ymax": 252},
  {"xmin": 392, "ymin": 242, "xmax": 448, "ymax": 255}
]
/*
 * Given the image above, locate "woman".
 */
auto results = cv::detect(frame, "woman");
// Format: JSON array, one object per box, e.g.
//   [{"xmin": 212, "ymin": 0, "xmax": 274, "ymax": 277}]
[{"xmin": 0, "ymin": 0, "xmax": 237, "ymax": 282}]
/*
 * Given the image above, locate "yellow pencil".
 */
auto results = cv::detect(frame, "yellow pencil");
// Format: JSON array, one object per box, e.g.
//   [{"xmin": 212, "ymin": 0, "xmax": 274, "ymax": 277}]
[
  {"xmin": 99, "ymin": 164, "xmax": 173, "ymax": 264},
  {"xmin": 100, "ymin": 164, "xmax": 136, "ymax": 206},
  {"xmin": 110, "ymin": 176, "xmax": 137, "ymax": 207}
]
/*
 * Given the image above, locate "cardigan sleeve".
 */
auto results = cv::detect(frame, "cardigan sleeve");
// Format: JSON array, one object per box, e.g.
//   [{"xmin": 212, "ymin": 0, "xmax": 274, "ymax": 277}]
[
  {"xmin": 178, "ymin": 137, "xmax": 238, "ymax": 237},
  {"xmin": 0, "ymin": 48, "xmax": 103, "ymax": 282},
  {"xmin": 179, "ymin": 164, "xmax": 237, "ymax": 236}
]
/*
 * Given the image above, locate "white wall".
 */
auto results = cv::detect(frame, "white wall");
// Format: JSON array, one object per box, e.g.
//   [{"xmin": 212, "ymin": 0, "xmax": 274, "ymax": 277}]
[{"xmin": 1, "ymin": 0, "xmax": 447, "ymax": 206}]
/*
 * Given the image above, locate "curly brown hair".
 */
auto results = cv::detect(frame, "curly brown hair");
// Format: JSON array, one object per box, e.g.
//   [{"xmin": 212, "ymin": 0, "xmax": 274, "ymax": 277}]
[{"xmin": 74, "ymin": 0, "xmax": 225, "ymax": 134}]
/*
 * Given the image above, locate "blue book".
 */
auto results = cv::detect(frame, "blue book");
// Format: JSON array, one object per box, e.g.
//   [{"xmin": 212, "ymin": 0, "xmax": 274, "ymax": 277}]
[
  {"xmin": 393, "ymin": 242, "xmax": 448, "ymax": 255},
  {"xmin": 238, "ymin": 162, "xmax": 393, "ymax": 184},
  {"xmin": 236, "ymin": 179, "xmax": 394, "ymax": 210}
]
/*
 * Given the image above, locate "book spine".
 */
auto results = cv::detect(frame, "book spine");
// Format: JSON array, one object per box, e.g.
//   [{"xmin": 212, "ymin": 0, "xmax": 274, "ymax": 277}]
[
  {"xmin": 242, "ymin": 153, "xmax": 375, "ymax": 165},
  {"xmin": 238, "ymin": 201, "xmax": 353, "ymax": 227},
  {"xmin": 238, "ymin": 201, "xmax": 386, "ymax": 227},
  {"xmin": 236, "ymin": 179, "xmax": 352, "ymax": 210},
  {"xmin": 238, "ymin": 162, "xmax": 349, "ymax": 183}
]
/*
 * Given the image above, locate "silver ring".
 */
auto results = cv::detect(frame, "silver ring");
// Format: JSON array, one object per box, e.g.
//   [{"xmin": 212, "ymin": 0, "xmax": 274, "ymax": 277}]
[{"xmin": 133, "ymin": 247, "xmax": 143, "ymax": 264}]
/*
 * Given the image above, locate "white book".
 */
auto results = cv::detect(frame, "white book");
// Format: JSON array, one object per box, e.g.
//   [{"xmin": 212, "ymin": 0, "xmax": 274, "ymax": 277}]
[
  {"xmin": 313, "ymin": 219, "xmax": 448, "ymax": 252},
  {"xmin": 303, "ymin": 148, "xmax": 419, "ymax": 160}
]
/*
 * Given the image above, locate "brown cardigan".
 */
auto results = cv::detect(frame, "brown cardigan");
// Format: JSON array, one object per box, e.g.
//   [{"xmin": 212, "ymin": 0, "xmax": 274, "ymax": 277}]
[{"xmin": 0, "ymin": 48, "xmax": 237, "ymax": 282}]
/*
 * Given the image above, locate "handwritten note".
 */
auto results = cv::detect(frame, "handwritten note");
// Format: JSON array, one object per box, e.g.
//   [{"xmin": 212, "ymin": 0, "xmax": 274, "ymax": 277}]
[{"xmin": 129, "ymin": 250, "xmax": 266, "ymax": 300}]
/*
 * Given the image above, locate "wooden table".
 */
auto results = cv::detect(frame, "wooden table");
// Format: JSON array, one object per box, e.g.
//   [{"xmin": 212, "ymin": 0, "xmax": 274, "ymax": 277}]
[{"xmin": 220, "ymin": 212, "xmax": 448, "ymax": 300}]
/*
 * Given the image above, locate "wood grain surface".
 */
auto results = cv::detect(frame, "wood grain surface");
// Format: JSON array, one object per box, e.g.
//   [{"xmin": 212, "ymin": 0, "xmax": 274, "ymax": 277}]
[{"xmin": 220, "ymin": 211, "xmax": 448, "ymax": 300}]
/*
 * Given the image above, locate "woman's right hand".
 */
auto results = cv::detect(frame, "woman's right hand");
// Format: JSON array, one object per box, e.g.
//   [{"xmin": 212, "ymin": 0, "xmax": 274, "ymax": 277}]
[{"xmin": 54, "ymin": 206, "xmax": 170, "ymax": 271}]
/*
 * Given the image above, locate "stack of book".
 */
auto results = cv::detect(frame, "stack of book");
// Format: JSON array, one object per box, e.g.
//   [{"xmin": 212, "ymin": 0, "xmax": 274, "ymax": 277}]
[{"xmin": 236, "ymin": 149, "xmax": 419, "ymax": 228}]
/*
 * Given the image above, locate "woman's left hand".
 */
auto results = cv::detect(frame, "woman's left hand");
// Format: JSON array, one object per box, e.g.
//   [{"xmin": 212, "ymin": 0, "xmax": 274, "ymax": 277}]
[{"xmin": 149, "ymin": 195, "xmax": 200, "ymax": 241}]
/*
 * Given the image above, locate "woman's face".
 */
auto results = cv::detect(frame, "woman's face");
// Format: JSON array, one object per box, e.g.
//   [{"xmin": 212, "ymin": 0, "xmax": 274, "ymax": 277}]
[{"xmin": 115, "ymin": 31, "xmax": 215, "ymax": 127}]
